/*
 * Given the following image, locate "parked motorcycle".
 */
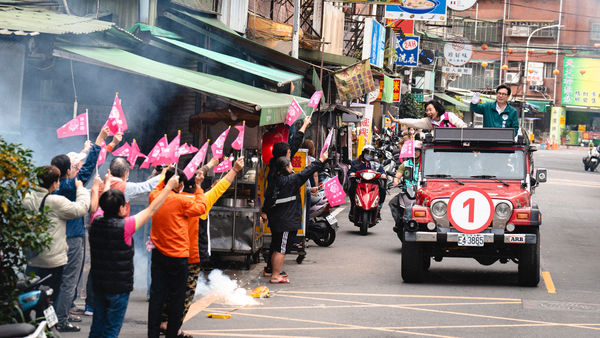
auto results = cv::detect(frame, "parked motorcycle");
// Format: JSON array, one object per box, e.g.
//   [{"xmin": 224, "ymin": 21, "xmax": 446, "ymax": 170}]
[
  {"xmin": 306, "ymin": 194, "xmax": 338, "ymax": 247},
  {"xmin": 350, "ymin": 169, "xmax": 384, "ymax": 235},
  {"xmin": 583, "ymin": 145, "xmax": 600, "ymax": 172}
]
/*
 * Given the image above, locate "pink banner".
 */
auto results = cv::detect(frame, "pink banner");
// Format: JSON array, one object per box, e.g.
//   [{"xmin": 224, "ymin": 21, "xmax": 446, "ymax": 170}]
[
  {"xmin": 323, "ymin": 176, "xmax": 346, "ymax": 207},
  {"xmin": 96, "ymin": 141, "xmax": 107, "ymax": 167},
  {"xmin": 211, "ymin": 127, "xmax": 230, "ymax": 159},
  {"xmin": 112, "ymin": 142, "xmax": 131, "ymax": 157},
  {"xmin": 57, "ymin": 112, "xmax": 88, "ymax": 138},
  {"xmin": 399, "ymin": 139, "xmax": 414, "ymax": 161},
  {"xmin": 285, "ymin": 98, "xmax": 304, "ymax": 126},
  {"xmin": 231, "ymin": 122, "xmax": 245, "ymax": 150},
  {"xmin": 320, "ymin": 128, "xmax": 334, "ymax": 159},
  {"xmin": 308, "ymin": 90, "xmax": 323, "ymax": 109},
  {"xmin": 178, "ymin": 143, "xmax": 198, "ymax": 156},
  {"xmin": 161, "ymin": 132, "xmax": 180, "ymax": 165},
  {"xmin": 103, "ymin": 93, "xmax": 128, "ymax": 136},
  {"xmin": 183, "ymin": 140, "xmax": 209, "ymax": 180},
  {"xmin": 140, "ymin": 135, "xmax": 168, "ymax": 168},
  {"xmin": 127, "ymin": 139, "xmax": 146, "ymax": 169},
  {"xmin": 213, "ymin": 155, "xmax": 233, "ymax": 173}
]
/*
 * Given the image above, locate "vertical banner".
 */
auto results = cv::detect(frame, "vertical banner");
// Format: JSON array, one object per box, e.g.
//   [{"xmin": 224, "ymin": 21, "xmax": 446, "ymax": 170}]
[{"xmin": 362, "ymin": 18, "xmax": 386, "ymax": 68}]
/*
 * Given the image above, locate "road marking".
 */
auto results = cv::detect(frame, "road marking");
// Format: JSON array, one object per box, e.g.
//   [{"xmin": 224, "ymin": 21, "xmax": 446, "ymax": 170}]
[
  {"xmin": 207, "ymin": 301, "xmax": 522, "ymax": 311},
  {"xmin": 542, "ymin": 271, "xmax": 557, "ymax": 294},
  {"xmin": 280, "ymin": 290, "xmax": 521, "ymax": 301},
  {"xmin": 331, "ymin": 206, "xmax": 345, "ymax": 217}
]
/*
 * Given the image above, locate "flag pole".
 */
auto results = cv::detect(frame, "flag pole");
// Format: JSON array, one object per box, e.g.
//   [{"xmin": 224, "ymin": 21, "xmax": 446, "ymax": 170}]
[{"xmin": 85, "ymin": 109, "xmax": 89, "ymax": 141}]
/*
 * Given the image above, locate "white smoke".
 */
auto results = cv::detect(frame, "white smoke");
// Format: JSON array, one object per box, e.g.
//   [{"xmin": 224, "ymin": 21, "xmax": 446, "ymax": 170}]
[{"xmin": 195, "ymin": 269, "xmax": 257, "ymax": 306}]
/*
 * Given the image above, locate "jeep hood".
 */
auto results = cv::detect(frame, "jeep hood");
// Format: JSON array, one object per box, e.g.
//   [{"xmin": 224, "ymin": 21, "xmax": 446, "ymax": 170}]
[{"xmin": 418, "ymin": 179, "xmax": 530, "ymax": 207}]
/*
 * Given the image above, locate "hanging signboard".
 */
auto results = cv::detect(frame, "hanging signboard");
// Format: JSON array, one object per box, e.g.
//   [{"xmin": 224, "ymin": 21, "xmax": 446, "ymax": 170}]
[
  {"xmin": 561, "ymin": 57, "xmax": 600, "ymax": 108},
  {"xmin": 395, "ymin": 35, "xmax": 420, "ymax": 67},
  {"xmin": 447, "ymin": 0, "xmax": 477, "ymax": 11},
  {"xmin": 362, "ymin": 18, "xmax": 386, "ymax": 68},
  {"xmin": 385, "ymin": 0, "xmax": 447, "ymax": 22},
  {"xmin": 334, "ymin": 60, "xmax": 377, "ymax": 101},
  {"xmin": 376, "ymin": 78, "xmax": 402, "ymax": 102},
  {"xmin": 385, "ymin": 18, "xmax": 414, "ymax": 36},
  {"xmin": 442, "ymin": 66, "xmax": 473, "ymax": 75},
  {"xmin": 527, "ymin": 62, "xmax": 544, "ymax": 85},
  {"xmin": 444, "ymin": 37, "xmax": 473, "ymax": 66}
]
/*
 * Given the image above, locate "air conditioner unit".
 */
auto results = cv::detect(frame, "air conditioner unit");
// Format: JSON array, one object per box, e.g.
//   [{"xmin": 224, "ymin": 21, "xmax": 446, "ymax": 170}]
[
  {"xmin": 507, "ymin": 26, "xmax": 530, "ymax": 37},
  {"xmin": 505, "ymin": 72, "xmax": 520, "ymax": 84}
]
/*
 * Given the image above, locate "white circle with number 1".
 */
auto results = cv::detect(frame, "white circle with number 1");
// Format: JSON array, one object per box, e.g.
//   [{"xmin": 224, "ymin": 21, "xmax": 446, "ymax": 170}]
[{"xmin": 447, "ymin": 187, "xmax": 494, "ymax": 234}]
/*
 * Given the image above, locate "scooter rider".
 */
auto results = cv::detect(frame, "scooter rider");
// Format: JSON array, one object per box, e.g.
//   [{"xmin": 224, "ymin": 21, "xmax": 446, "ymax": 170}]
[
  {"xmin": 348, "ymin": 145, "xmax": 387, "ymax": 221},
  {"xmin": 389, "ymin": 140, "xmax": 422, "ymax": 232}
]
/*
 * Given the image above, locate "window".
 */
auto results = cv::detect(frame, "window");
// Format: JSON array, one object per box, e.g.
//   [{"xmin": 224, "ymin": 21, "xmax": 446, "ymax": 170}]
[
  {"xmin": 544, "ymin": 62, "xmax": 556, "ymax": 78},
  {"xmin": 452, "ymin": 62, "xmax": 500, "ymax": 91},
  {"xmin": 423, "ymin": 149, "xmax": 525, "ymax": 180},
  {"xmin": 462, "ymin": 19, "xmax": 502, "ymax": 43},
  {"xmin": 591, "ymin": 22, "xmax": 600, "ymax": 41},
  {"xmin": 506, "ymin": 21, "xmax": 558, "ymax": 38}
]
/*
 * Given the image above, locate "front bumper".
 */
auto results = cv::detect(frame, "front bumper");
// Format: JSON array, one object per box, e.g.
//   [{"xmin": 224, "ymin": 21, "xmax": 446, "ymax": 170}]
[{"xmin": 405, "ymin": 229, "xmax": 537, "ymax": 245}]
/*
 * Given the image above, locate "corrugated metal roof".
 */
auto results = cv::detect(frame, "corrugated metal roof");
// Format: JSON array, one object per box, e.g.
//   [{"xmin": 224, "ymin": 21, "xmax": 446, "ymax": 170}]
[{"xmin": 0, "ymin": 6, "xmax": 113, "ymax": 35}]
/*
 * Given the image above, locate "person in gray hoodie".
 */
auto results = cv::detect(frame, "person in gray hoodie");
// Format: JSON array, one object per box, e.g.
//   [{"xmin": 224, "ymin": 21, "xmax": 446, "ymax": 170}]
[{"xmin": 22, "ymin": 165, "xmax": 90, "ymax": 312}]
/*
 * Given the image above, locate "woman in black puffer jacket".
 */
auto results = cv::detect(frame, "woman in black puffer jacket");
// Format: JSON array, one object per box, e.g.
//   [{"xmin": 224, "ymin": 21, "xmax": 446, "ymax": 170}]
[{"xmin": 263, "ymin": 150, "xmax": 329, "ymax": 283}]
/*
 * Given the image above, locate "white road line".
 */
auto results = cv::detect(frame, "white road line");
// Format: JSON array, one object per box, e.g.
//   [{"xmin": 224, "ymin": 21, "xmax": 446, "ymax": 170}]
[{"xmin": 331, "ymin": 206, "xmax": 346, "ymax": 217}]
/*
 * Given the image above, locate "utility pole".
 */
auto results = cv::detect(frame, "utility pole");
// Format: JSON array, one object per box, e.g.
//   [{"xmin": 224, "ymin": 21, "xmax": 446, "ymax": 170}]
[{"xmin": 291, "ymin": 0, "xmax": 301, "ymax": 58}]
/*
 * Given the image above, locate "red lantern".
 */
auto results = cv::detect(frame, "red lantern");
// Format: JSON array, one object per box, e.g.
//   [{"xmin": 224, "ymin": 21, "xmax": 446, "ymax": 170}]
[
  {"xmin": 481, "ymin": 44, "xmax": 488, "ymax": 50},
  {"xmin": 501, "ymin": 64, "xmax": 508, "ymax": 70},
  {"xmin": 553, "ymin": 69, "xmax": 560, "ymax": 76},
  {"xmin": 507, "ymin": 48, "xmax": 513, "ymax": 54},
  {"xmin": 261, "ymin": 124, "xmax": 289, "ymax": 164},
  {"xmin": 528, "ymin": 50, "xmax": 535, "ymax": 55},
  {"xmin": 481, "ymin": 62, "xmax": 488, "ymax": 68},
  {"xmin": 572, "ymin": 49, "xmax": 578, "ymax": 54},
  {"xmin": 528, "ymin": 69, "xmax": 534, "ymax": 74},
  {"xmin": 579, "ymin": 69, "xmax": 586, "ymax": 76},
  {"xmin": 546, "ymin": 50, "xmax": 554, "ymax": 55}
]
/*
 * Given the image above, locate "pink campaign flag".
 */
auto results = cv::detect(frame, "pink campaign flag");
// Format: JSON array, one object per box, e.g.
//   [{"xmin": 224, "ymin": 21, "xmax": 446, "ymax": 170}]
[
  {"xmin": 231, "ymin": 122, "xmax": 245, "ymax": 150},
  {"xmin": 157, "ymin": 132, "xmax": 180, "ymax": 165},
  {"xmin": 323, "ymin": 176, "xmax": 346, "ymax": 207},
  {"xmin": 285, "ymin": 98, "xmax": 305, "ymax": 126},
  {"xmin": 103, "ymin": 93, "xmax": 128, "ymax": 136},
  {"xmin": 399, "ymin": 139, "xmax": 414, "ymax": 161},
  {"xmin": 96, "ymin": 142, "xmax": 107, "ymax": 167},
  {"xmin": 127, "ymin": 139, "xmax": 146, "ymax": 169},
  {"xmin": 112, "ymin": 142, "xmax": 131, "ymax": 157},
  {"xmin": 140, "ymin": 135, "xmax": 168, "ymax": 169},
  {"xmin": 57, "ymin": 112, "xmax": 88, "ymax": 138},
  {"xmin": 211, "ymin": 127, "xmax": 230, "ymax": 159},
  {"xmin": 320, "ymin": 128, "xmax": 334, "ymax": 159},
  {"xmin": 213, "ymin": 154, "xmax": 233, "ymax": 173},
  {"xmin": 308, "ymin": 90, "xmax": 323, "ymax": 109},
  {"xmin": 183, "ymin": 140, "xmax": 209, "ymax": 180},
  {"xmin": 178, "ymin": 143, "xmax": 198, "ymax": 156}
]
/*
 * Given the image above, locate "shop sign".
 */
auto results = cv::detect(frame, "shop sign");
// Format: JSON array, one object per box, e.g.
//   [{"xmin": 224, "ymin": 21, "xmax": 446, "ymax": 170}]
[
  {"xmin": 527, "ymin": 62, "xmax": 544, "ymax": 85},
  {"xmin": 447, "ymin": 0, "xmax": 477, "ymax": 11},
  {"xmin": 385, "ymin": 18, "xmax": 414, "ymax": 35},
  {"xmin": 385, "ymin": 0, "xmax": 448, "ymax": 22},
  {"xmin": 362, "ymin": 18, "xmax": 386, "ymax": 68},
  {"xmin": 444, "ymin": 37, "xmax": 472, "ymax": 66},
  {"xmin": 395, "ymin": 35, "xmax": 420, "ymax": 67},
  {"xmin": 377, "ymin": 78, "xmax": 402, "ymax": 102},
  {"xmin": 413, "ymin": 93, "xmax": 424, "ymax": 102},
  {"xmin": 334, "ymin": 60, "xmax": 376, "ymax": 101},
  {"xmin": 562, "ymin": 56, "xmax": 600, "ymax": 108},
  {"xmin": 442, "ymin": 66, "xmax": 473, "ymax": 75}
]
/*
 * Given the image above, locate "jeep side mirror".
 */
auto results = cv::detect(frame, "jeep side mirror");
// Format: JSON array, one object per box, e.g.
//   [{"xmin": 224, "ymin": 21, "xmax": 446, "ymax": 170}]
[
  {"xmin": 529, "ymin": 145, "xmax": 538, "ymax": 152},
  {"xmin": 403, "ymin": 166, "xmax": 413, "ymax": 182},
  {"xmin": 536, "ymin": 168, "xmax": 547, "ymax": 183}
]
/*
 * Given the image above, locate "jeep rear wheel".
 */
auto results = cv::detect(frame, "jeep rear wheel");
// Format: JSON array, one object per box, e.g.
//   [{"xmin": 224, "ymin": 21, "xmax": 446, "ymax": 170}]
[
  {"xmin": 402, "ymin": 242, "xmax": 425, "ymax": 283},
  {"xmin": 518, "ymin": 228, "xmax": 540, "ymax": 286}
]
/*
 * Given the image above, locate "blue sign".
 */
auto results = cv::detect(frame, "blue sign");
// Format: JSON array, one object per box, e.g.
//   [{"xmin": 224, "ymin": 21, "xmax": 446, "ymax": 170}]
[
  {"xmin": 395, "ymin": 35, "xmax": 420, "ymax": 67},
  {"xmin": 385, "ymin": 0, "xmax": 448, "ymax": 22},
  {"xmin": 370, "ymin": 20, "xmax": 385, "ymax": 68}
]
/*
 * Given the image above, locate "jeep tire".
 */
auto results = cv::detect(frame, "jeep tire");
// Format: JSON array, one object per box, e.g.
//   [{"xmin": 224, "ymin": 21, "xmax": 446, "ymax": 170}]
[
  {"xmin": 518, "ymin": 228, "xmax": 540, "ymax": 286},
  {"xmin": 402, "ymin": 242, "xmax": 425, "ymax": 283}
]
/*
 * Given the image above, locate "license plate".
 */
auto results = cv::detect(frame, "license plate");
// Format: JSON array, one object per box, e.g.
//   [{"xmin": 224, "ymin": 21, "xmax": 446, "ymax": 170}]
[
  {"xmin": 325, "ymin": 214, "xmax": 337, "ymax": 226},
  {"xmin": 44, "ymin": 305, "xmax": 58, "ymax": 328},
  {"xmin": 457, "ymin": 233, "xmax": 484, "ymax": 247}
]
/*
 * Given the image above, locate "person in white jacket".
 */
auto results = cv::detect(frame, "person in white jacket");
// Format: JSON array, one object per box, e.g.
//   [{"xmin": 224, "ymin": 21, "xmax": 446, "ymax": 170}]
[
  {"xmin": 22, "ymin": 165, "xmax": 90, "ymax": 304},
  {"xmin": 387, "ymin": 100, "xmax": 467, "ymax": 130}
]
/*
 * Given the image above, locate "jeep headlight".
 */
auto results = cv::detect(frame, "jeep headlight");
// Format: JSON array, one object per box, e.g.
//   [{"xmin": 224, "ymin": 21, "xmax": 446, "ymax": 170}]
[
  {"xmin": 431, "ymin": 201, "xmax": 447, "ymax": 218},
  {"xmin": 495, "ymin": 202, "xmax": 511, "ymax": 218}
]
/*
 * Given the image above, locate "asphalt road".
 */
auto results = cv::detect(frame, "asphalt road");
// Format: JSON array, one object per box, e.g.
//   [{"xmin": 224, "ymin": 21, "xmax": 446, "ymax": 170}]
[{"xmin": 63, "ymin": 148, "xmax": 600, "ymax": 337}]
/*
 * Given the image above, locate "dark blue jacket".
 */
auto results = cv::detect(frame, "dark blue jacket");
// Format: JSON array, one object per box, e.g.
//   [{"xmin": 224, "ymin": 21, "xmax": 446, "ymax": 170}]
[{"xmin": 55, "ymin": 144, "xmax": 100, "ymax": 238}]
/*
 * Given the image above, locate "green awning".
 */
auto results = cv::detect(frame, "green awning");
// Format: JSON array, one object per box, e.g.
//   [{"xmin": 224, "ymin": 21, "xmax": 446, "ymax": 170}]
[
  {"xmin": 56, "ymin": 46, "xmax": 308, "ymax": 126},
  {"xmin": 127, "ymin": 23, "xmax": 183, "ymax": 40},
  {"xmin": 0, "ymin": 6, "xmax": 113, "ymax": 35},
  {"xmin": 434, "ymin": 93, "xmax": 470, "ymax": 112},
  {"xmin": 173, "ymin": 9, "xmax": 238, "ymax": 35},
  {"xmin": 156, "ymin": 37, "xmax": 303, "ymax": 85},
  {"xmin": 527, "ymin": 100, "xmax": 551, "ymax": 112},
  {"xmin": 298, "ymin": 48, "xmax": 359, "ymax": 67}
]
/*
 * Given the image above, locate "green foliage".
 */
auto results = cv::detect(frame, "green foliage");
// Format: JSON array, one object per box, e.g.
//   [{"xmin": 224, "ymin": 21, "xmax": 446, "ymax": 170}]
[
  {"xmin": 398, "ymin": 92, "xmax": 422, "ymax": 118},
  {"xmin": 0, "ymin": 137, "xmax": 52, "ymax": 324}
]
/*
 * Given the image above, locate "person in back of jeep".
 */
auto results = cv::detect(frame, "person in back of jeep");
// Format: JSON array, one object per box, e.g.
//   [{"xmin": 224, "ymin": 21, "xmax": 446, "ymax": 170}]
[
  {"xmin": 389, "ymin": 141, "xmax": 422, "ymax": 232},
  {"xmin": 470, "ymin": 84, "xmax": 519, "ymax": 136}
]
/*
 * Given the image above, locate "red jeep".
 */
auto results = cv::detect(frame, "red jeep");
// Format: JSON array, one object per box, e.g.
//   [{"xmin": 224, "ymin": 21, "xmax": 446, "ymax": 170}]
[{"xmin": 398, "ymin": 128, "xmax": 546, "ymax": 286}]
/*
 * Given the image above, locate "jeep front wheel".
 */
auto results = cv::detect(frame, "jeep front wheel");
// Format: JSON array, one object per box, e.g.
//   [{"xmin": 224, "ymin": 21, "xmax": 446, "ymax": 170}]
[
  {"xmin": 402, "ymin": 242, "xmax": 425, "ymax": 283},
  {"xmin": 518, "ymin": 228, "xmax": 540, "ymax": 286}
]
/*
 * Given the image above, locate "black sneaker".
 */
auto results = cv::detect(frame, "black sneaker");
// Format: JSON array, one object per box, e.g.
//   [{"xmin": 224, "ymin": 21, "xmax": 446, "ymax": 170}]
[{"xmin": 56, "ymin": 323, "xmax": 80, "ymax": 332}]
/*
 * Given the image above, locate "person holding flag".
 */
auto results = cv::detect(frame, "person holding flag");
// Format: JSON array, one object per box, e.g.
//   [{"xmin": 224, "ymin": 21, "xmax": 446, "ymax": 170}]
[{"xmin": 389, "ymin": 140, "xmax": 422, "ymax": 236}]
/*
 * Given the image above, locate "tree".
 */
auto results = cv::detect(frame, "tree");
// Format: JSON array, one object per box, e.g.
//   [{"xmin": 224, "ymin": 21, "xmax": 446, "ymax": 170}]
[
  {"xmin": 0, "ymin": 137, "xmax": 51, "ymax": 324},
  {"xmin": 397, "ymin": 92, "xmax": 422, "ymax": 118}
]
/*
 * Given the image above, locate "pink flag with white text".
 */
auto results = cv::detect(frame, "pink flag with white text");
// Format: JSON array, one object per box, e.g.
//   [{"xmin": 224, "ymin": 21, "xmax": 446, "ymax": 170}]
[
  {"xmin": 156, "ymin": 132, "xmax": 180, "ymax": 165},
  {"xmin": 285, "ymin": 98, "xmax": 305, "ymax": 126},
  {"xmin": 140, "ymin": 136, "xmax": 168, "ymax": 168},
  {"xmin": 211, "ymin": 127, "xmax": 230, "ymax": 159},
  {"xmin": 112, "ymin": 142, "xmax": 131, "ymax": 157},
  {"xmin": 213, "ymin": 155, "xmax": 233, "ymax": 173},
  {"xmin": 231, "ymin": 122, "xmax": 245, "ymax": 150},
  {"xmin": 178, "ymin": 143, "xmax": 198, "ymax": 156},
  {"xmin": 308, "ymin": 90, "xmax": 323, "ymax": 109},
  {"xmin": 399, "ymin": 139, "xmax": 414, "ymax": 161},
  {"xmin": 96, "ymin": 142, "xmax": 107, "ymax": 167},
  {"xmin": 323, "ymin": 176, "xmax": 346, "ymax": 207},
  {"xmin": 183, "ymin": 141, "xmax": 209, "ymax": 180},
  {"xmin": 103, "ymin": 93, "xmax": 128, "ymax": 136},
  {"xmin": 127, "ymin": 139, "xmax": 146, "ymax": 169},
  {"xmin": 57, "ymin": 112, "xmax": 88, "ymax": 138},
  {"xmin": 320, "ymin": 128, "xmax": 334, "ymax": 159}
]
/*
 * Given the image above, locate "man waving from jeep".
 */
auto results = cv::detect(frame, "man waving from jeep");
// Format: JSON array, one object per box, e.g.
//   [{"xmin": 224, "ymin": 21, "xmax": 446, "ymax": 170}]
[{"xmin": 470, "ymin": 84, "xmax": 519, "ymax": 136}]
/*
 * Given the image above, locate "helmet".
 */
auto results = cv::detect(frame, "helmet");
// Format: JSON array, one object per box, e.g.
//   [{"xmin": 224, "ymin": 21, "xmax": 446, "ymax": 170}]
[
  {"xmin": 362, "ymin": 145, "xmax": 376, "ymax": 161},
  {"xmin": 414, "ymin": 140, "xmax": 423, "ymax": 150}
]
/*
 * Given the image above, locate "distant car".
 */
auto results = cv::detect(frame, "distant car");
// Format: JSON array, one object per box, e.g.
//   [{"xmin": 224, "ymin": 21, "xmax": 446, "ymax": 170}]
[{"xmin": 397, "ymin": 128, "xmax": 546, "ymax": 286}]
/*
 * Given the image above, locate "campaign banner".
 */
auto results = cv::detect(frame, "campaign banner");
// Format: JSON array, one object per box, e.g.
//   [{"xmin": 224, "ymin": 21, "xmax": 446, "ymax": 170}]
[
  {"xmin": 57, "ymin": 112, "xmax": 88, "ymax": 139},
  {"xmin": 323, "ymin": 176, "xmax": 346, "ymax": 207}
]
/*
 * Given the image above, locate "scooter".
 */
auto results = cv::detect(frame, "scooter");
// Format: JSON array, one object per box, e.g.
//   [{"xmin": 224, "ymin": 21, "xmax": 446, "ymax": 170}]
[
  {"xmin": 583, "ymin": 145, "xmax": 600, "ymax": 172},
  {"xmin": 351, "ymin": 169, "xmax": 384, "ymax": 235},
  {"xmin": 306, "ymin": 194, "xmax": 338, "ymax": 247}
]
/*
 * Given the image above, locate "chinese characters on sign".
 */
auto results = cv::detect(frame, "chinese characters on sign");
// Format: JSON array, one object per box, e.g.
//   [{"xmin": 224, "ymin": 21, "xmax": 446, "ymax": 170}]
[
  {"xmin": 561, "ymin": 57, "xmax": 600, "ymax": 108},
  {"xmin": 334, "ymin": 60, "xmax": 376, "ymax": 101},
  {"xmin": 444, "ymin": 38, "xmax": 472, "ymax": 66},
  {"xmin": 377, "ymin": 79, "xmax": 402, "ymax": 102},
  {"xmin": 385, "ymin": 0, "xmax": 448, "ymax": 22},
  {"xmin": 323, "ymin": 177, "xmax": 346, "ymax": 207},
  {"xmin": 395, "ymin": 35, "xmax": 420, "ymax": 67},
  {"xmin": 442, "ymin": 66, "xmax": 473, "ymax": 75}
]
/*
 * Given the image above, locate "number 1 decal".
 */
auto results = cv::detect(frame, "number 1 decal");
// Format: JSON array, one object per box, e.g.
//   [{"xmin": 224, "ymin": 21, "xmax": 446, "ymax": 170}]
[{"xmin": 463, "ymin": 198, "xmax": 475, "ymax": 223}]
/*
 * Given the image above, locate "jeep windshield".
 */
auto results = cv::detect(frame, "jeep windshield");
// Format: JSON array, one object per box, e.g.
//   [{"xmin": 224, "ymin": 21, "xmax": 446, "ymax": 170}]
[{"xmin": 423, "ymin": 148, "xmax": 525, "ymax": 180}]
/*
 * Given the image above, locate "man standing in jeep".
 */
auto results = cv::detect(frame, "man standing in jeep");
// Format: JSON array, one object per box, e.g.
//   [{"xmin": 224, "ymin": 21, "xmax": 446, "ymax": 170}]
[{"xmin": 470, "ymin": 84, "xmax": 519, "ymax": 135}]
